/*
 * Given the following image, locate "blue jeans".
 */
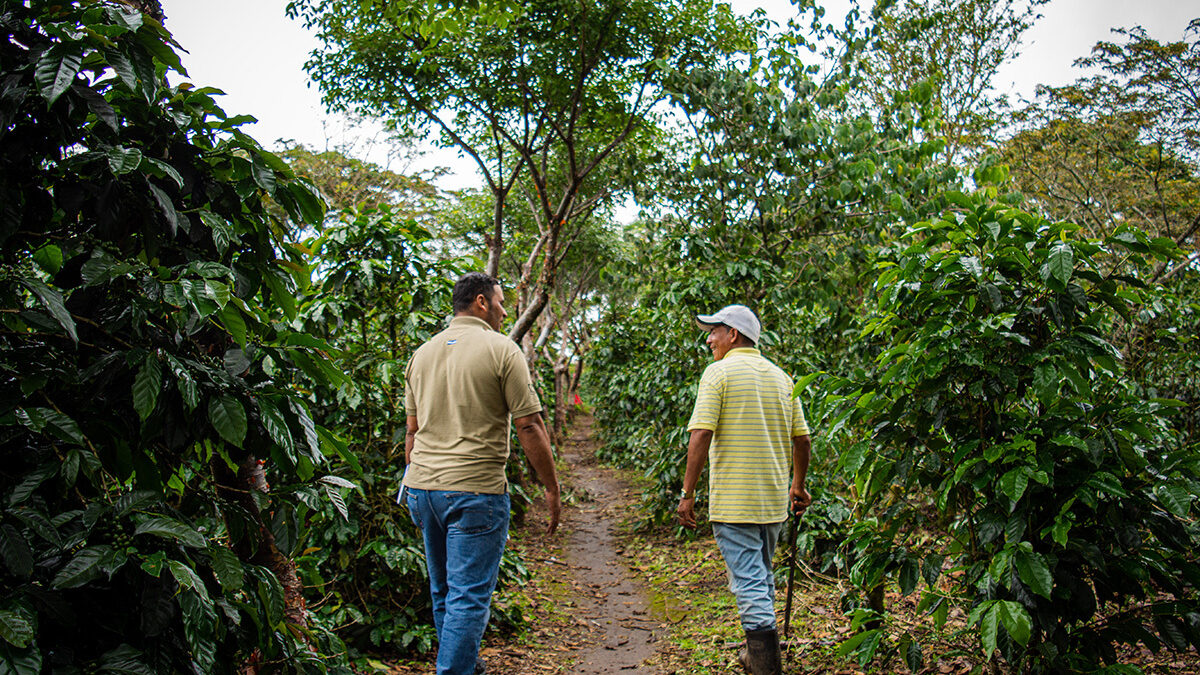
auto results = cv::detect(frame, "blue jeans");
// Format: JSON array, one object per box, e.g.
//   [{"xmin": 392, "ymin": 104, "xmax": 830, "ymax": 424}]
[
  {"xmin": 405, "ymin": 488, "xmax": 510, "ymax": 675},
  {"xmin": 712, "ymin": 521, "xmax": 784, "ymax": 631}
]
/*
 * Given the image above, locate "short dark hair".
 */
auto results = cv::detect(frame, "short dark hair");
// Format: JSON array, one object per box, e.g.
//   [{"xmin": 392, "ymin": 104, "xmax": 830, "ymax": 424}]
[{"xmin": 452, "ymin": 272, "xmax": 502, "ymax": 313}]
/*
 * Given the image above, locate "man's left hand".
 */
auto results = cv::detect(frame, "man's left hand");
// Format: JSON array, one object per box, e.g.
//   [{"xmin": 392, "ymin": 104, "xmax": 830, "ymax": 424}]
[{"xmin": 790, "ymin": 485, "xmax": 812, "ymax": 515}]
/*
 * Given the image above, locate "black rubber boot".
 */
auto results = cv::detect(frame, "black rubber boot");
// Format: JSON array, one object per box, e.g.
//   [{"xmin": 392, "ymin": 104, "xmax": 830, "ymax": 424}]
[{"xmin": 744, "ymin": 627, "xmax": 782, "ymax": 675}]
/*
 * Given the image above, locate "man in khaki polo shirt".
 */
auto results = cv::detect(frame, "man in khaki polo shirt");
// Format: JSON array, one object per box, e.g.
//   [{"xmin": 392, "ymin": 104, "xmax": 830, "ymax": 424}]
[{"xmin": 402, "ymin": 272, "xmax": 560, "ymax": 675}]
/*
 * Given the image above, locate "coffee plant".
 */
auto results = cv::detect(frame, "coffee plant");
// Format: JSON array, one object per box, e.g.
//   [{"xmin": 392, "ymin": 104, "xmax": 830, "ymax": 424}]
[
  {"xmin": 820, "ymin": 186, "xmax": 1200, "ymax": 671},
  {"xmin": 1, "ymin": 2, "xmax": 353, "ymax": 671}
]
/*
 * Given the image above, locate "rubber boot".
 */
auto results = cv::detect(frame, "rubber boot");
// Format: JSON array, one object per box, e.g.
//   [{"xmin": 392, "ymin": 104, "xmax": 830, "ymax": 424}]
[{"xmin": 744, "ymin": 627, "xmax": 782, "ymax": 675}]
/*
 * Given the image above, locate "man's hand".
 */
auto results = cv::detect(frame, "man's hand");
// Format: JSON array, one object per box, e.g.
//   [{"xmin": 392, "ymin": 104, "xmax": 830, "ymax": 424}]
[
  {"xmin": 514, "ymin": 412, "xmax": 562, "ymax": 535},
  {"xmin": 545, "ymin": 488, "xmax": 561, "ymax": 534},
  {"xmin": 676, "ymin": 496, "xmax": 697, "ymax": 529},
  {"xmin": 790, "ymin": 485, "xmax": 812, "ymax": 515}
]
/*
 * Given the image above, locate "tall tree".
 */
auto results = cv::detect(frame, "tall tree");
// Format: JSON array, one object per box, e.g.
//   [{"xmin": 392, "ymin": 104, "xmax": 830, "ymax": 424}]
[
  {"xmin": 857, "ymin": 0, "xmax": 1047, "ymax": 167},
  {"xmin": 999, "ymin": 19, "xmax": 1200, "ymax": 276},
  {"xmin": 287, "ymin": 0, "xmax": 754, "ymax": 341}
]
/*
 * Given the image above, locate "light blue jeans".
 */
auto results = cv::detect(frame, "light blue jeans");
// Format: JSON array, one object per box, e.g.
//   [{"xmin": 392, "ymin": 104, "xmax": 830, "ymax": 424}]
[
  {"xmin": 405, "ymin": 488, "xmax": 510, "ymax": 675},
  {"xmin": 712, "ymin": 521, "xmax": 784, "ymax": 631}
]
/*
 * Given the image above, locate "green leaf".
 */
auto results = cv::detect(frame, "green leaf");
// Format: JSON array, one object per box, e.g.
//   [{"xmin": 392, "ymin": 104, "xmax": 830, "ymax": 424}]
[
  {"xmin": 97, "ymin": 644, "xmax": 155, "ymax": 675},
  {"xmin": 107, "ymin": 147, "xmax": 143, "ymax": 175},
  {"xmin": 35, "ymin": 43, "xmax": 83, "ymax": 104},
  {"xmin": 219, "ymin": 305, "xmax": 247, "ymax": 348},
  {"xmin": 19, "ymin": 278, "xmax": 77, "ymax": 342},
  {"xmin": 998, "ymin": 466, "xmax": 1032, "ymax": 503},
  {"xmin": 166, "ymin": 560, "xmax": 211, "ymax": 604},
  {"xmin": 134, "ymin": 515, "xmax": 207, "ymax": 549},
  {"xmin": 208, "ymin": 546, "xmax": 244, "ymax": 592},
  {"xmin": 997, "ymin": 600, "xmax": 1032, "ymax": 645},
  {"xmin": 32, "ymin": 245, "xmax": 63, "ymax": 275},
  {"xmin": 204, "ymin": 280, "xmax": 231, "ymax": 308},
  {"xmin": 146, "ymin": 182, "xmax": 180, "ymax": 235},
  {"xmin": 1047, "ymin": 242, "xmax": 1074, "ymax": 285},
  {"xmin": 199, "ymin": 210, "xmax": 236, "ymax": 255},
  {"xmin": 53, "ymin": 546, "xmax": 110, "ymax": 588},
  {"xmin": 10, "ymin": 506, "xmax": 62, "ymax": 549},
  {"xmin": 103, "ymin": 47, "xmax": 139, "ymax": 92},
  {"xmin": 254, "ymin": 568, "xmax": 285, "ymax": 628},
  {"xmin": 223, "ymin": 348, "xmax": 250, "ymax": 377},
  {"xmin": 1155, "ymin": 484, "xmax": 1191, "ymax": 518},
  {"xmin": 285, "ymin": 180, "xmax": 326, "ymax": 225},
  {"xmin": 289, "ymin": 400, "xmax": 321, "ymax": 463},
  {"xmin": 1032, "ymin": 362, "xmax": 1058, "ymax": 405},
  {"xmin": 132, "ymin": 354, "xmax": 162, "ymax": 422},
  {"xmin": 280, "ymin": 331, "xmax": 336, "ymax": 352},
  {"xmin": 1014, "ymin": 550, "xmax": 1053, "ymax": 599},
  {"xmin": 0, "ymin": 641, "xmax": 42, "ymax": 674},
  {"xmin": 208, "ymin": 395, "xmax": 247, "ymax": 447},
  {"xmin": 251, "ymin": 156, "xmax": 277, "ymax": 194},
  {"xmin": 0, "ymin": 611, "xmax": 33, "ymax": 648},
  {"xmin": 839, "ymin": 440, "xmax": 869, "ymax": 475},
  {"xmin": 0, "ymin": 525, "xmax": 34, "ymax": 578},
  {"xmin": 324, "ymin": 483, "xmax": 349, "ymax": 521},
  {"xmin": 904, "ymin": 638, "xmax": 923, "ymax": 672},
  {"xmin": 7, "ymin": 462, "xmax": 57, "ymax": 507},
  {"xmin": 980, "ymin": 603, "xmax": 999, "ymax": 657},
  {"xmin": 258, "ymin": 398, "xmax": 295, "ymax": 462},
  {"xmin": 898, "ymin": 558, "xmax": 919, "ymax": 595},
  {"xmin": 141, "ymin": 157, "xmax": 184, "ymax": 188}
]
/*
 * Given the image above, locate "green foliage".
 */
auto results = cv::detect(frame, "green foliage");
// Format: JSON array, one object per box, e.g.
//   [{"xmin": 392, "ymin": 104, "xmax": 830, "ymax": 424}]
[
  {"xmin": 0, "ymin": 2, "xmax": 351, "ymax": 671},
  {"xmin": 858, "ymin": 0, "xmax": 1049, "ymax": 166},
  {"xmin": 285, "ymin": 202, "xmax": 490, "ymax": 654},
  {"xmin": 823, "ymin": 189, "xmax": 1200, "ymax": 670}
]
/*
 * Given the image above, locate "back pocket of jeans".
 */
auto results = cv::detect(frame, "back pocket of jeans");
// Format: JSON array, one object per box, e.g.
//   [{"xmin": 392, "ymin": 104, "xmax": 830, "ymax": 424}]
[{"xmin": 450, "ymin": 494, "xmax": 495, "ymax": 534}]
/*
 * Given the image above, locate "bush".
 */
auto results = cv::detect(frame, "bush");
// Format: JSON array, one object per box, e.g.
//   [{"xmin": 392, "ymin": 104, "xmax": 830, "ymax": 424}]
[{"xmin": 826, "ymin": 189, "xmax": 1200, "ymax": 671}]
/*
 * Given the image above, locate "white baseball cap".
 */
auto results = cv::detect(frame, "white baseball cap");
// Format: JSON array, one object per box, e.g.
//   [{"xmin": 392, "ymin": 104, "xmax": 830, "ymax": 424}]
[{"xmin": 696, "ymin": 305, "xmax": 761, "ymax": 344}]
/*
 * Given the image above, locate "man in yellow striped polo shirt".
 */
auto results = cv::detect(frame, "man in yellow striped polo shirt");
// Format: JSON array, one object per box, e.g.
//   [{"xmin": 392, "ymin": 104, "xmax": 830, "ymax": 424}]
[{"xmin": 676, "ymin": 304, "xmax": 812, "ymax": 675}]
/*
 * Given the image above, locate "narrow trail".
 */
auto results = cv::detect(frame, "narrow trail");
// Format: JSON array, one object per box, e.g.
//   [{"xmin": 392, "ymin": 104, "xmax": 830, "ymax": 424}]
[{"xmin": 556, "ymin": 414, "xmax": 667, "ymax": 674}]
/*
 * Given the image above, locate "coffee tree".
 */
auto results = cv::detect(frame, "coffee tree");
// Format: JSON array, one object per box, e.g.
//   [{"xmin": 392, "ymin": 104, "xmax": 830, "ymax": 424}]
[
  {"xmin": 0, "ymin": 2, "xmax": 351, "ymax": 671},
  {"xmin": 822, "ymin": 184, "xmax": 1200, "ymax": 670}
]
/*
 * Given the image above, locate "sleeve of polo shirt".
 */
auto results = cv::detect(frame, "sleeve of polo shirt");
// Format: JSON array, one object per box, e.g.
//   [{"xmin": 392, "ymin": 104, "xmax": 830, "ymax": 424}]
[
  {"xmin": 501, "ymin": 343, "xmax": 543, "ymax": 418},
  {"xmin": 687, "ymin": 364, "xmax": 724, "ymax": 432},
  {"xmin": 791, "ymin": 391, "xmax": 811, "ymax": 437},
  {"xmin": 403, "ymin": 355, "xmax": 417, "ymax": 416}
]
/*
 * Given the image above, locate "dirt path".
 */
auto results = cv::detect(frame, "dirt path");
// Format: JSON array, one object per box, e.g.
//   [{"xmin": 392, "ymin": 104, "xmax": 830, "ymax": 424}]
[
  {"xmin": 389, "ymin": 415, "xmax": 672, "ymax": 674},
  {"xmin": 555, "ymin": 414, "xmax": 665, "ymax": 673}
]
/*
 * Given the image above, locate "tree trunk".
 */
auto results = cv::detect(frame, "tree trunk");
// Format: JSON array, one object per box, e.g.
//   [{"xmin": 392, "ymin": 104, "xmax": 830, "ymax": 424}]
[
  {"xmin": 485, "ymin": 190, "xmax": 505, "ymax": 277},
  {"xmin": 212, "ymin": 455, "xmax": 308, "ymax": 632}
]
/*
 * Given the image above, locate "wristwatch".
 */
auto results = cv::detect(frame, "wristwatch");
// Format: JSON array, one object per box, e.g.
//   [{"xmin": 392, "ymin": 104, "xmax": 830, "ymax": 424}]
[{"xmin": 680, "ymin": 490, "xmax": 694, "ymax": 500}]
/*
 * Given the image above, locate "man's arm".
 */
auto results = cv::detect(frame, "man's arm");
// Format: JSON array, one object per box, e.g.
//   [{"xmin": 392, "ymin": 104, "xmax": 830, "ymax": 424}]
[
  {"xmin": 790, "ymin": 434, "xmax": 812, "ymax": 514},
  {"xmin": 405, "ymin": 415, "xmax": 418, "ymax": 466},
  {"xmin": 676, "ymin": 428, "xmax": 713, "ymax": 529},
  {"xmin": 513, "ymin": 412, "xmax": 560, "ymax": 534}
]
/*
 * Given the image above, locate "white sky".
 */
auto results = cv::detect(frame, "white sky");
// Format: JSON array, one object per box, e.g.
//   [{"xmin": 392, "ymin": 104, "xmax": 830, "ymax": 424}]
[{"xmin": 159, "ymin": 0, "xmax": 1198, "ymax": 190}]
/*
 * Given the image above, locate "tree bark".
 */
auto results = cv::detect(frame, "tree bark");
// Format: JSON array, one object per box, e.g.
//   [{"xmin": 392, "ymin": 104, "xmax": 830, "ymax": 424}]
[{"xmin": 212, "ymin": 455, "xmax": 308, "ymax": 632}]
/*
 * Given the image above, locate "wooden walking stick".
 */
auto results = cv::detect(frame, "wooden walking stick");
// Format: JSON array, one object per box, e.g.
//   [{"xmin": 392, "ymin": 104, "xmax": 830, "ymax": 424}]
[{"xmin": 782, "ymin": 508, "xmax": 801, "ymax": 639}]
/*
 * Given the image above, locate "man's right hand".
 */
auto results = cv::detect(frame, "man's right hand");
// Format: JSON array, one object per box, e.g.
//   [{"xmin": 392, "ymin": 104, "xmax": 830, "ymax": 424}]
[
  {"xmin": 545, "ymin": 489, "xmax": 561, "ymax": 534},
  {"xmin": 676, "ymin": 496, "xmax": 697, "ymax": 529}
]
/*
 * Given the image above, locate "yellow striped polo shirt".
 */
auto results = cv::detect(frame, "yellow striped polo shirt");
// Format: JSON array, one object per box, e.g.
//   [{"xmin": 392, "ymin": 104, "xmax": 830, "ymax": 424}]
[{"xmin": 687, "ymin": 348, "xmax": 810, "ymax": 524}]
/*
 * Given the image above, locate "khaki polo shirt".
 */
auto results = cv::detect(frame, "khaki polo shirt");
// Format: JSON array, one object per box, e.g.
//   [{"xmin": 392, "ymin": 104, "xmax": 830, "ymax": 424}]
[
  {"xmin": 687, "ymin": 348, "xmax": 810, "ymax": 524},
  {"xmin": 402, "ymin": 316, "xmax": 542, "ymax": 494}
]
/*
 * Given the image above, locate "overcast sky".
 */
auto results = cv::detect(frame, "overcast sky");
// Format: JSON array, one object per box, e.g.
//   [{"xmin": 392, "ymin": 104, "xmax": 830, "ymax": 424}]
[{"xmin": 158, "ymin": 0, "xmax": 1198, "ymax": 189}]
